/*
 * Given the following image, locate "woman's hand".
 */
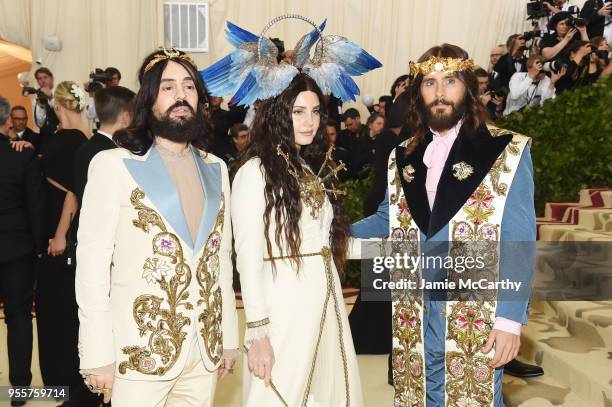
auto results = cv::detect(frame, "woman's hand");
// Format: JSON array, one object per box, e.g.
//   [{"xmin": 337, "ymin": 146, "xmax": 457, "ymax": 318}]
[
  {"xmin": 48, "ymin": 235, "xmax": 67, "ymax": 256},
  {"xmin": 247, "ymin": 336, "xmax": 275, "ymax": 386},
  {"xmin": 563, "ymin": 28, "xmax": 578, "ymax": 43},
  {"xmin": 218, "ymin": 357, "xmax": 236, "ymax": 380}
]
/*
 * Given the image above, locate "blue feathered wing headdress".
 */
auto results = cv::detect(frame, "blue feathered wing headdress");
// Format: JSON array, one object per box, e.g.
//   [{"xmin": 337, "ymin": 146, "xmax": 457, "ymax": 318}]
[{"xmin": 200, "ymin": 14, "xmax": 382, "ymax": 106}]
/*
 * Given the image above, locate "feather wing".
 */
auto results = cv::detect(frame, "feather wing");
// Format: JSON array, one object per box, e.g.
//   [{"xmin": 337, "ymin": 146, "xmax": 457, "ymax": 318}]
[
  {"xmin": 201, "ymin": 21, "xmax": 289, "ymax": 105},
  {"xmin": 303, "ymin": 35, "xmax": 382, "ymax": 102},
  {"xmin": 293, "ymin": 19, "xmax": 327, "ymax": 68}
]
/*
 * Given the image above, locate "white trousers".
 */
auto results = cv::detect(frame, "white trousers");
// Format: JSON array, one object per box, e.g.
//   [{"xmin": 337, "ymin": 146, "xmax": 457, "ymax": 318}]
[{"xmin": 112, "ymin": 339, "xmax": 218, "ymax": 407}]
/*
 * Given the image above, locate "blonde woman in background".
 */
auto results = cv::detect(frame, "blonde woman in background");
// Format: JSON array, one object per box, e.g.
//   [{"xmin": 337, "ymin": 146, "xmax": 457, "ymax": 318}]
[{"xmin": 35, "ymin": 81, "xmax": 98, "ymax": 406}]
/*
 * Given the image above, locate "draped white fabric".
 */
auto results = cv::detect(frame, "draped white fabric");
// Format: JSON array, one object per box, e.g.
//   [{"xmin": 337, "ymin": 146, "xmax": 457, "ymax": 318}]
[{"xmin": 0, "ymin": 0, "xmax": 584, "ymax": 111}]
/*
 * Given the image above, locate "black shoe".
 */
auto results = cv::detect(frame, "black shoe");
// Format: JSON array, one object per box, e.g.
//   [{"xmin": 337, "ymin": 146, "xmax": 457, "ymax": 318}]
[
  {"xmin": 388, "ymin": 368, "xmax": 394, "ymax": 386},
  {"xmin": 504, "ymin": 358, "xmax": 544, "ymax": 377},
  {"xmin": 10, "ymin": 401, "xmax": 26, "ymax": 406}
]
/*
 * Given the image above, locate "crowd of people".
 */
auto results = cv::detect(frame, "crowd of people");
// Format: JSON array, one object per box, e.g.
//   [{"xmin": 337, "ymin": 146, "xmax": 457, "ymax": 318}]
[{"xmin": 0, "ymin": 2, "xmax": 609, "ymax": 406}]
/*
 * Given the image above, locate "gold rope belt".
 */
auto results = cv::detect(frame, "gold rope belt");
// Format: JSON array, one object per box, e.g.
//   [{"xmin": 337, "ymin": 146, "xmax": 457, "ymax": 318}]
[
  {"xmin": 262, "ymin": 245, "xmax": 350, "ymax": 407},
  {"xmin": 263, "ymin": 246, "xmax": 332, "ymax": 262}
]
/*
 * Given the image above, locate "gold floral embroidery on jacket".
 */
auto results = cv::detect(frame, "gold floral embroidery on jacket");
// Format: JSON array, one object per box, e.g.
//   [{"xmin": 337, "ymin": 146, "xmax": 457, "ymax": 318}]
[
  {"xmin": 392, "ymin": 301, "xmax": 425, "ymax": 407},
  {"xmin": 389, "ymin": 176, "xmax": 425, "ymax": 407},
  {"xmin": 118, "ymin": 188, "xmax": 193, "ymax": 376},
  {"xmin": 196, "ymin": 196, "xmax": 225, "ymax": 365},
  {"xmin": 446, "ymin": 302, "xmax": 495, "ymax": 407},
  {"xmin": 487, "ymin": 128, "xmax": 524, "ymax": 196},
  {"xmin": 389, "ymin": 157, "xmax": 401, "ymax": 205},
  {"xmin": 446, "ymin": 150, "xmax": 504, "ymax": 404}
]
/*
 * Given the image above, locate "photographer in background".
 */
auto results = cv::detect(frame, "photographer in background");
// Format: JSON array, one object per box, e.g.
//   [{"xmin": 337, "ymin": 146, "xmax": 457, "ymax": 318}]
[
  {"xmin": 383, "ymin": 74, "xmax": 410, "ymax": 130},
  {"xmin": 84, "ymin": 67, "xmax": 122, "ymax": 124},
  {"xmin": 537, "ymin": 0, "xmax": 574, "ymax": 34},
  {"xmin": 104, "ymin": 67, "xmax": 121, "ymax": 86},
  {"xmin": 489, "ymin": 45, "xmax": 505, "ymax": 82},
  {"xmin": 31, "ymin": 67, "xmax": 59, "ymax": 152},
  {"xmin": 590, "ymin": 36, "xmax": 612, "ymax": 76},
  {"xmin": 377, "ymin": 95, "xmax": 393, "ymax": 117},
  {"xmin": 475, "ymin": 68, "xmax": 505, "ymax": 120},
  {"xmin": 504, "ymin": 54, "xmax": 562, "ymax": 115},
  {"xmin": 554, "ymin": 40, "xmax": 602, "ymax": 93},
  {"xmin": 541, "ymin": 11, "xmax": 590, "ymax": 61},
  {"xmin": 492, "ymin": 34, "xmax": 529, "ymax": 93},
  {"xmin": 580, "ymin": 0, "xmax": 612, "ymax": 39}
]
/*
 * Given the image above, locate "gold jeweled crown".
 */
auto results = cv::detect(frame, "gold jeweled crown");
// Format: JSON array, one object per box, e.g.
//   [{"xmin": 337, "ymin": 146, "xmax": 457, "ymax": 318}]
[
  {"xmin": 143, "ymin": 46, "xmax": 196, "ymax": 74},
  {"xmin": 409, "ymin": 57, "xmax": 475, "ymax": 77}
]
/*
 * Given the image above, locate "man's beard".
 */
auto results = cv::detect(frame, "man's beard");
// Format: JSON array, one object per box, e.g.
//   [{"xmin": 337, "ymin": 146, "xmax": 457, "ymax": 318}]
[
  {"xmin": 422, "ymin": 97, "xmax": 466, "ymax": 132},
  {"xmin": 151, "ymin": 100, "xmax": 198, "ymax": 143}
]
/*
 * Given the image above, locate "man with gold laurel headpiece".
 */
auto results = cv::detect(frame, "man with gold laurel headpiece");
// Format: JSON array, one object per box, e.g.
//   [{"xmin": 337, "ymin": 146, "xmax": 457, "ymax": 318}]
[
  {"xmin": 75, "ymin": 47, "xmax": 239, "ymax": 406},
  {"xmin": 351, "ymin": 44, "xmax": 536, "ymax": 406}
]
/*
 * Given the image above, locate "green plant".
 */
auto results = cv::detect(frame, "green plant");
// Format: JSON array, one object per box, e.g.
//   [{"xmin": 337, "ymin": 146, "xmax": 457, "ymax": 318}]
[
  {"xmin": 340, "ymin": 173, "xmax": 373, "ymax": 287},
  {"xmin": 497, "ymin": 77, "xmax": 612, "ymax": 215}
]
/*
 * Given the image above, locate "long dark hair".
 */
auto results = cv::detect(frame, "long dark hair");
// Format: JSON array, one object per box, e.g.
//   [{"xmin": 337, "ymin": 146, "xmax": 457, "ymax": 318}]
[
  {"xmin": 236, "ymin": 74, "xmax": 350, "ymax": 274},
  {"xmin": 114, "ymin": 49, "xmax": 212, "ymax": 154},
  {"xmin": 390, "ymin": 74, "xmax": 410, "ymax": 99},
  {"xmin": 406, "ymin": 43, "xmax": 489, "ymax": 152}
]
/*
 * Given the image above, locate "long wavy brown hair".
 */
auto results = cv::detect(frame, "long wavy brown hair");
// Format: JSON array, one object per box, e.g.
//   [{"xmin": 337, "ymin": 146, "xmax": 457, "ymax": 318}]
[
  {"xmin": 235, "ymin": 74, "xmax": 350, "ymax": 274},
  {"xmin": 406, "ymin": 43, "xmax": 489, "ymax": 152}
]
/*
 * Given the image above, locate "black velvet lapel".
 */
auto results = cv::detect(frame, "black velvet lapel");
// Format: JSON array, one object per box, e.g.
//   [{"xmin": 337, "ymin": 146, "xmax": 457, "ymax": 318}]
[
  {"xmin": 428, "ymin": 124, "xmax": 512, "ymax": 238},
  {"xmin": 395, "ymin": 133, "xmax": 432, "ymax": 233}
]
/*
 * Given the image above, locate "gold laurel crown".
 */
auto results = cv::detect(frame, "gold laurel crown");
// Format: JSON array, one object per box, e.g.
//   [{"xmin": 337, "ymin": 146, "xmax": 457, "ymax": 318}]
[
  {"xmin": 144, "ymin": 46, "xmax": 196, "ymax": 74},
  {"xmin": 409, "ymin": 57, "xmax": 475, "ymax": 77}
]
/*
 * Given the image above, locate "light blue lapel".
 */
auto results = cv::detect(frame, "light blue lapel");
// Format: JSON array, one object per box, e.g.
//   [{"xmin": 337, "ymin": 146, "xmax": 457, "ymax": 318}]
[
  {"xmin": 123, "ymin": 147, "xmax": 194, "ymax": 248},
  {"xmin": 192, "ymin": 150, "xmax": 221, "ymax": 256}
]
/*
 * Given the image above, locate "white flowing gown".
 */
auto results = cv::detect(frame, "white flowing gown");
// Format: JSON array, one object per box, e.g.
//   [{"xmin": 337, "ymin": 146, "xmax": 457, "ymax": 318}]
[{"xmin": 231, "ymin": 158, "xmax": 363, "ymax": 407}]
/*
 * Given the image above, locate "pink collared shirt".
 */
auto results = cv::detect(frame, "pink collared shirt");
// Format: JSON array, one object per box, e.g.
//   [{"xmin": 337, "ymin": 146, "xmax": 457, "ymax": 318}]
[
  {"xmin": 423, "ymin": 120, "xmax": 462, "ymax": 209},
  {"xmin": 423, "ymin": 121, "xmax": 521, "ymax": 336}
]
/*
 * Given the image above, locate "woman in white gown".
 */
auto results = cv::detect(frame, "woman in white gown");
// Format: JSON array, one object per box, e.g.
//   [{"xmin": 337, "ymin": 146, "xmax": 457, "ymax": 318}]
[{"xmin": 231, "ymin": 73, "xmax": 364, "ymax": 407}]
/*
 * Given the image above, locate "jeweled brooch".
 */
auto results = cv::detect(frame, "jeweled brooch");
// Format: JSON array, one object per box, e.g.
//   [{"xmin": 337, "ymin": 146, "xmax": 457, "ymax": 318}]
[
  {"xmin": 402, "ymin": 164, "xmax": 416, "ymax": 183},
  {"xmin": 452, "ymin": 161, "xmax": 474, "ymax": 181}
]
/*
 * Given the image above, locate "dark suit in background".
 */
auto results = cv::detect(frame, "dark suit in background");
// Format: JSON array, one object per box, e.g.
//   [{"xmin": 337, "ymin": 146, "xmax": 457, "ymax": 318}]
[
  {"xmin": 17, "ymin": 127, "xmax": 43, "ymax": 151},
  {"xmin": 492, "ymin": 53, "xmax": 527, "ymax": 93},
  {"xmin": 581, "ymin": 0, "xmax": 607, "ymax": 39},
  {"xmin": 210, "ymin": 107, "xmax": 232, "ymax": 161},
  {"xmin": 71, "ymin": 130, "xmax": 115, "ymax": 407},
  {"xmin": 0, "ymin": 133, "xmax": 44, "ymax": 387},
  {"xmin": 73, "ymin": 131, "xmax": 116, "ymax": 227}
]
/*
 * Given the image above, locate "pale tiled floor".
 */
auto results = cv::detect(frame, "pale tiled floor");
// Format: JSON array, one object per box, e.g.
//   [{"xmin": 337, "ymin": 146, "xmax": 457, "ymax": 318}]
[{"xmin": 0, "ymin": 303, "xmax": 394, "ymax": 407}]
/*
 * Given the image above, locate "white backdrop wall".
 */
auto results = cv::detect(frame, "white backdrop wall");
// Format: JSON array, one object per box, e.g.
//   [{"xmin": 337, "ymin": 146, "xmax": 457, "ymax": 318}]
[{"xmin": 0, "ymin": 0, "xmax": 583, "ymax": 112}]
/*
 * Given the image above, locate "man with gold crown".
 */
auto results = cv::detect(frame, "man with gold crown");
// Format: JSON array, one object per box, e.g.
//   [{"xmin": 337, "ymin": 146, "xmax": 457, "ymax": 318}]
[
  {"xmin": 75, "ymin": 47, "xmax": 239, "ymax": 406},
  {"xmin": 352, "ymin": 43, "xmax": 536, "ymax": 406}
]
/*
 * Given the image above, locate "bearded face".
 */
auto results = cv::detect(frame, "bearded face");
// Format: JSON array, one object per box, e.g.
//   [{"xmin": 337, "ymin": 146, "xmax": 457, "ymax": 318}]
[
  {"xmin": 151, "ymin": 99, "xmax": 198, "ymax": 142},
  {"xmin": 418, "ymin": 71, "xmax": 468, "ymax": 132},
  {"xmin": 151, "ymin": 60, "xmax": 200, "ymax": 142}
]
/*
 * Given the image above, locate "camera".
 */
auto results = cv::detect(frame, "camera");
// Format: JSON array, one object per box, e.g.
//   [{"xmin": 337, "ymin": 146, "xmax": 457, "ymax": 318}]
[
  {"xmin": 21, "ymin": 86, "xmax": 49, "ymax": 101},
  {"xmin": 593, "ymin": 50, "xmax": 609, "ymax": 59},
  {"xmin": 527, "ymin": 0, "xmax": 549, "ymax": 19},
  {"xmin": 567, "ymin": 15, "xmax": 586, "ymax": 28},
  {"xmin": 84, "ymin": 68, "xmax": 111, "ymax": 93},
  {"xmin": 522, "ymin": 30, "xmax": 542, "ymax": 42},
  {"xmin": 543, "ymin": 59, "xmax": 567, "ymax": 73}
]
